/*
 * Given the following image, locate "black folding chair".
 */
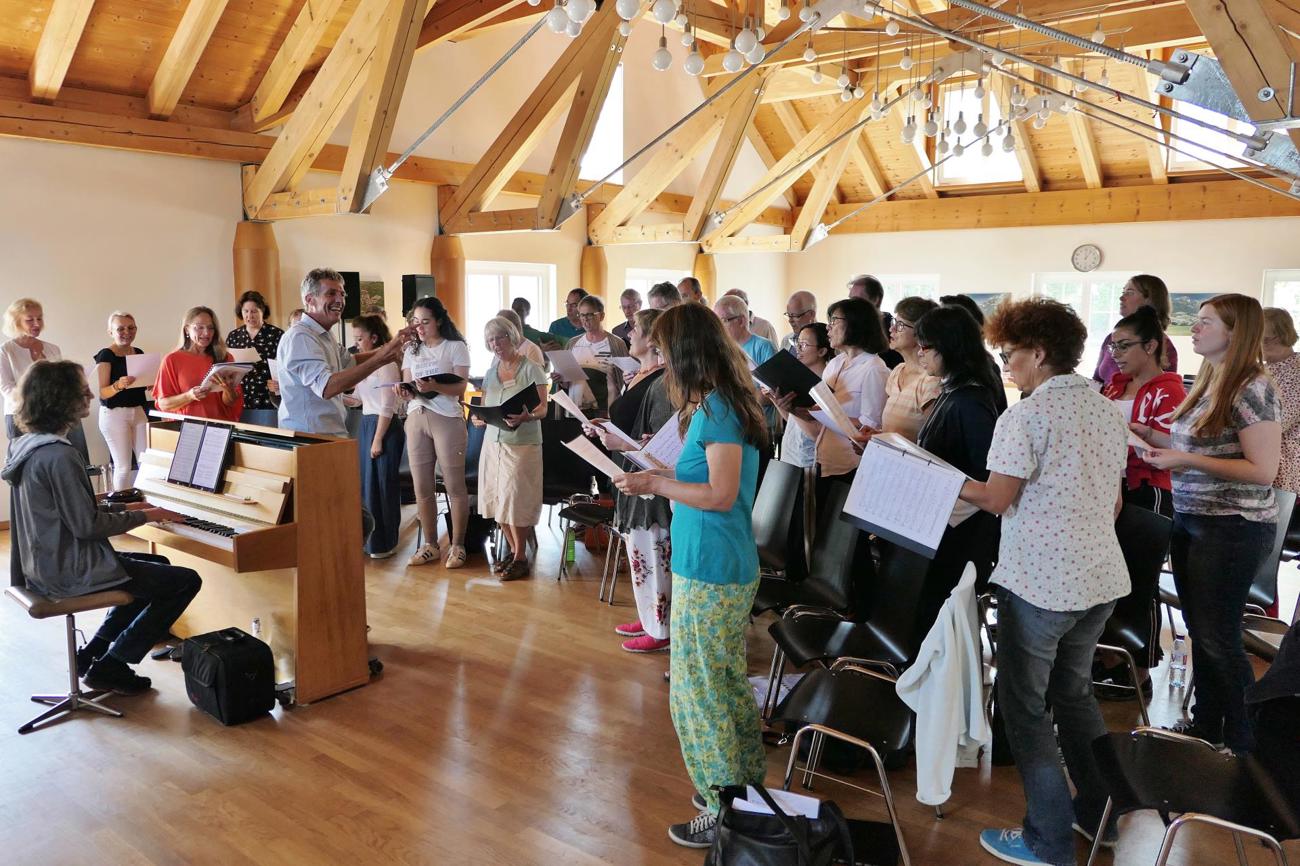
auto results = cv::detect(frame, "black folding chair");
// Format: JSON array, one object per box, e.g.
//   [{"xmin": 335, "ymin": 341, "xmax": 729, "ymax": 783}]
[
  {"xmin": 1087, "ymin": 728, "xmax": 1300, "ymax": 866},
  {"xmin": 751, "ymin": 458, "xmax": 804, "ymax": 581}
]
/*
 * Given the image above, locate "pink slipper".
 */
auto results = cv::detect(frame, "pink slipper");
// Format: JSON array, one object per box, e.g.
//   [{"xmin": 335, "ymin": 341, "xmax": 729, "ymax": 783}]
[
  {"xmin": 614, "ymin": 620, "xmax": 645, "ymax": 637},
  {"xmin": 622, "ymin": 635, "xmax": 670, "ymax": 653}
]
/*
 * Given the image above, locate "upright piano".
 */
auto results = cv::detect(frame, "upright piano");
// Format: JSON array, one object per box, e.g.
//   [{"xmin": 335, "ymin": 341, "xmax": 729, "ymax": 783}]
[{"xmin": 129, "ymin": 416, "xmax": 369, "ymax": 705}]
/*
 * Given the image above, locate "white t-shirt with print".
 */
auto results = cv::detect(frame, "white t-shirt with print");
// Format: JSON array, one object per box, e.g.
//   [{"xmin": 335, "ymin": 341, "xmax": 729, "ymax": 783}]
[{"xmin": 403, "ymin": 339, "xmax": 471, "ymax": 418}]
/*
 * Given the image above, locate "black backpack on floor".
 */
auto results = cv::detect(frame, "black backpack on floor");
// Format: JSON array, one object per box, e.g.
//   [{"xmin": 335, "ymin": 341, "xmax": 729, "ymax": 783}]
[{"xmin": 182, "ymin": 628, "xmax": 275, "ymax": 725}]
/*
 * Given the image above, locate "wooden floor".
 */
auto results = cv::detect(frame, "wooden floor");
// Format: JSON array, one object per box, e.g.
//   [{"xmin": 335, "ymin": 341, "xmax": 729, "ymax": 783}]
[{"xmin": 0, "ymin": 510, "xmax": 1294, "ymax": 866}]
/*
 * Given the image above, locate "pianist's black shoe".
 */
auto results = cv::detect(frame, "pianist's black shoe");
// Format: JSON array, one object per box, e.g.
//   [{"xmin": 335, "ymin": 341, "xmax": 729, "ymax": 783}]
[
  {"xmin": 75, "ymin": 645, "xmax": 99, "ymax": 678},
  {"xmin": 83, "ymin": 656, "xmax": 152, "ymax": 696}
]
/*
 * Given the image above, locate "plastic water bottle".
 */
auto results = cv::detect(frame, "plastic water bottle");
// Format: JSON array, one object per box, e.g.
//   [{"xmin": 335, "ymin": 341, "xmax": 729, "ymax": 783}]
[
  {"xmin": 250, "ymin": 617, "xmax": 262, "ymax": 639},
  {"xmin": 565, "ymin": 532, "xmax": 576, "ymax": 564},
  {"xmin": 1169, "ymin": 636, "xmax": 1188, "ymax": 688}
]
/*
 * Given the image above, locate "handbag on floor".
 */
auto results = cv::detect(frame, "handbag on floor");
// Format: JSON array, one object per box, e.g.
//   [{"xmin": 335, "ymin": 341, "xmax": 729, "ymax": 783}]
[
  {"xmin": 182, "ymin": 627, "xmax": 275, "ymax": 726},
  {"xmin": 707, "ymin": 785, "xmax": 855, "ymax": 866}
]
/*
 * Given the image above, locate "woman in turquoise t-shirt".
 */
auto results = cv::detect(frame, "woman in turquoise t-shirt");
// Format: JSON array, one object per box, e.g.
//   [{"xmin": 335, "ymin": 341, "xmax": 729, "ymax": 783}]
[{"xmin": 614, "ymin": 303, "xmax": 768, "ymax": 849}]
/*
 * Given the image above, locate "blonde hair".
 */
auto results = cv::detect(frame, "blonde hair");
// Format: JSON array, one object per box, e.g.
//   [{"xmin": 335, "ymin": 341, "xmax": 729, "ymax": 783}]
[
  {"xmin": 107, "ymin": 310, "xmax": 136, "ymax": 330},
  {"xmin": 1171, "ymin": 294, "xmax": 1266, "ymax": 436},
  {"xmin": 176, "ymin": 306, "xmax": 229, "ymax": 361},
  {"xmin": 483, "ymin": 316, "xmax": 522, "ymax": 349},
  {"xmin": 1263, "ymin": 307, "xmax": 1298, "ymax": 348},
  {"xmin": 4, "ymin": 298, "xmax": 43, "ymax": 338}
]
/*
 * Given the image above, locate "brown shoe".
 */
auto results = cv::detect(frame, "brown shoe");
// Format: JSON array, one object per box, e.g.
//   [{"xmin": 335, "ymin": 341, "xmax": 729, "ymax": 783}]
[{"xmin": 501, "ymin": 558, "xmax": 530, "ymax": 581}]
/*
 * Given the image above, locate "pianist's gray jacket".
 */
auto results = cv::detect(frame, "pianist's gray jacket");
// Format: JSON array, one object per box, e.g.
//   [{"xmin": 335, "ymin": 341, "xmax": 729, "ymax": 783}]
[{"xmin": 3, "ymin": 433, "xmax": 146, "ymax": 598}]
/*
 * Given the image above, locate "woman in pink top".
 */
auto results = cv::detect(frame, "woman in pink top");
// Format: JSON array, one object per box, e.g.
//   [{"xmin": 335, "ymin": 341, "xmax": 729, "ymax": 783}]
[
  {"xmin": 154, "ymin": 306, "xmax": 243, "ymax": 422},
  {"xmin": 1092, "ymin": 274, "xmax": 1179, "ymax": 383}
]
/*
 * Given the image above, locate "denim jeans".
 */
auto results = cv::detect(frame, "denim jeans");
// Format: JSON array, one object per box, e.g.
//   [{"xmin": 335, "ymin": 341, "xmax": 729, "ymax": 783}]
[
  {"xmin": 995, "ymin": 587, "xmax": 1116, "ymax": 866},
  {"xmin": 95, "ymin": 553, "xmax": 202, "ymax": 664},
  {"xmin": 1170, "ymin": 512, "xmax": 1275, "ymax": 752}
]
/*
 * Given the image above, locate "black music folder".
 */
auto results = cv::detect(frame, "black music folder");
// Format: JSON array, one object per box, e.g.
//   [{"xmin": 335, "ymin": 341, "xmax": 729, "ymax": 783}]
[
  {"xmin": 465, "ymin": 385, "xmax": 543, "ymax": 430},
  {"xmin": 398, "ymin": 372, "xmax": 465, "ymax": 394},
  {"xmin": 751, "ymin": 349, "xmax": 821, "ymax": 408}
]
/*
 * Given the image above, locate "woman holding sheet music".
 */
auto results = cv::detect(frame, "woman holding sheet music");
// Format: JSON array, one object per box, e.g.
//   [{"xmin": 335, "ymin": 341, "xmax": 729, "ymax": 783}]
[
  {"xmin": 473, "ymin": 316, "xmax": 548, "ymax": 581},
  {"xmin": 400, "ymin": 296, "xmax": 472, "ymax": 570},
  {"xmin": 351, "ymin": 315, "xmax": 404, "ymax": 560},
  {"xmin": 882, "ymin": 297, "xmax": 942, "ymax": 441},
  {"xmin": 93, "ymin": 311, "xmax": 149, "ymax": 492},
  {"xmin": 154, "ymin": 306, "xmax": 243, "ymax": 422},
  {"xmin": 959, "ymin": 298, "xmax": 1129, "ymax": 866},
  {"xmin": 225, "ymin": 290, "xmax": 284, "ymax": 423},
  {"xmin": 612, "ymin": 303, "xmax": 767, "ymax": 849},
  {"xmin": 587, "ymin": 308, "xmax": 674, "ymax": 652}
]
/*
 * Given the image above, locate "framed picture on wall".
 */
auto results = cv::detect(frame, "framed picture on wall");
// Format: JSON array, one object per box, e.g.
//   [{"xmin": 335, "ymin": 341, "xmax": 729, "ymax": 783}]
[
  {"xmin": 966, "ymin": 292, "xmax": 1010, "ymax": 320},
  {"xmin": 1169, "ymin": 292, "xmax": 1216, "ymax": 336},
  {"xmin": 360, "ymin": 280, "xmax": 385, "ymax": 316}
]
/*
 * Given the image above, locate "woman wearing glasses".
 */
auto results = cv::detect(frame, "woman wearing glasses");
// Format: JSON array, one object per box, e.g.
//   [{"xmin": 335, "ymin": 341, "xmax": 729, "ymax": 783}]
[
  {"xmin": 154, "ymin": 306, "xmax": 243, "ymax": 421},
  {"xmin": 1093, "ymin": 274, "xmax": 1179, "ymax": 384},
  {"xmin": 882, "ymin": 296, "xmax": 942, "ymax": 441}
]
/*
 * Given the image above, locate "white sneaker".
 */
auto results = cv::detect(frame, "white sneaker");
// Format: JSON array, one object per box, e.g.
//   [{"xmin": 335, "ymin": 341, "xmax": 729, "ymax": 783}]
[
  {"xmin": 407, "ymin": 544, "xmax": 439, "ymax": 566},
  {"xmin": 444, "ymin": 544, "xmax": 468, "ymax": 569},
  {"xmin": 369, "ymin": 547, "xmax": 397, "ymax": 560}
]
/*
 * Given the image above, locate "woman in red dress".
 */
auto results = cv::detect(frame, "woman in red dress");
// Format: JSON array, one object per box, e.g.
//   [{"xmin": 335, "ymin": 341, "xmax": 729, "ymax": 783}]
[{"xmin": 155, "ymin": 306, "xmax": 243, "ymax": 421}]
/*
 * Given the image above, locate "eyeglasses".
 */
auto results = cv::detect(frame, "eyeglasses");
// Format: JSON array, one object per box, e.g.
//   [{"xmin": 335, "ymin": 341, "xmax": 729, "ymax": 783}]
[
  {"xmin": 784, "ymin": 309, "xmax": 814, "ymax": 321},
  {"xmin": 828, "ymin": 315, "xmax": 847, "ymax": 325},
  {"xmin": 998, "ymin": 350, "xmax": 1010, "ymax": 364},
  {"xmin": 721, "ymin": 314, "xmax": 744, "ymax": 324},
  {"xmin": 916, "ymin": 343, "xmax": 933, "ymax": 353},
  {"xmin": 890, "ymin": 319, "xmax": 914, "ymax": 331},
  {"xmin": 577, "ymin": 312, "xmax": 599, "ymax": 321},
  {"xmin": 795, "ymin": 341, "xmax": 818, "ymax": 351},
  {"xmin": 409, "ymin": 317, "xmax": 434, "ymax": 326},
  {"xmin": 1107, "ymin": 339, "xmax": 1144, "ymax": 355}
]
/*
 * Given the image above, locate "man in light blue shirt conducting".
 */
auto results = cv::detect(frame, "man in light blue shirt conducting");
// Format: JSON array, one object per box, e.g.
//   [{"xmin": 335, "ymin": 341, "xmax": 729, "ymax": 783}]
[{"xmin": 277, "ymin": 267, "xmax": 416, "ymax": 436}]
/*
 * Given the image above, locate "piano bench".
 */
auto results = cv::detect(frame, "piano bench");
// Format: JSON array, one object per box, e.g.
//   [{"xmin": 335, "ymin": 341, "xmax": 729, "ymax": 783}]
[{"xmin": 5, "ymin": 585, "xmax": 134, "ymax": 735}]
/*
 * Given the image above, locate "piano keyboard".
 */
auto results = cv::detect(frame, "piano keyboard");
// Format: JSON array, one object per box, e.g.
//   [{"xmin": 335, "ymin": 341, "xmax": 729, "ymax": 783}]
[{"xmin": 144, "ymin": 496, "xmax": 261, "ymax": 552}]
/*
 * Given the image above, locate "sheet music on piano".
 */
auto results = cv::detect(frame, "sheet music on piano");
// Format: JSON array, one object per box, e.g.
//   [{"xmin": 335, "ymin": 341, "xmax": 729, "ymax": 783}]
[{"xmin": 842, "ymin": 433, "xmax": 969, "ymax": 558}]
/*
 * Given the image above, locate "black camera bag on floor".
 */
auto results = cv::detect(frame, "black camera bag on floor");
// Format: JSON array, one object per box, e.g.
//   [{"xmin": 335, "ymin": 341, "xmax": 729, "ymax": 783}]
[{"xmin": 182, "ymin": 628, "xmax": 275, "ymax": 725}]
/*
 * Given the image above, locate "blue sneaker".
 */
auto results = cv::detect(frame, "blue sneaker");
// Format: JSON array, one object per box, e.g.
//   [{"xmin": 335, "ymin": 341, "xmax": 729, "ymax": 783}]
[{"xmin": 979, "ymin": 829, "xmax": 1049, "ymax": 866}]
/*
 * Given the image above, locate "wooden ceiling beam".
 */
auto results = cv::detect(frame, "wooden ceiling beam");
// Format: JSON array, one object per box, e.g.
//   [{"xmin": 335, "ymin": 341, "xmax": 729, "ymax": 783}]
[
  {"xmin": 818, "ymin": 178, "xmax": 1300, "ymax": 233},
  {"xmin": 242, "ymin": 0, "xmax": 392, "ymax": 218},
  {"xmin": 147, "ymin": 0, "xmax": 231, "ymax": 118},
  {"xmin": 790, "ymin": 131, "xmax": 857, "ymax": 248},
  {"xmin": 250, "ymin": 0, "xmax": 348, "ymax": 125},
  {"xmin": 684, "ymin": 70, "xmax": 774, "ymax": 240},
  {"xmin": 848, "ymin": 132, "xmax": 888, "ymax": 199},
  {"xmin": 994, "ymin": 76, "xmax": 1042, "ymax": 193},
  {"xmin": 1145, "ymin": 48, "xmax": 1171, "ymax": 184},
  {"xmin": 700, "ymin": 78, "xmax": 798, "ymax": 207},
  {"xmin": 538, "ymin": 3, "xmax": 629, "ymax": 228},
  {"xmin": 337, "ymin": 0, "xmax": 426, "ymax": 213},
  {"xmin": 1064, "ymin": 63, "xmax": 1104, "ymax": 189},
  {"xmin": 29, "ymin": 0, "xmax": 96, "ymax": 102},
  {"xmin": 1183, "ymin": 0, "xmax": 1300, "ymax": 152},
  {"xmin": 771, "ymin": 101, "xmax": 839, "ymax": 202},
  {"xmin": 417, "ymin": 0, "xmax": 528, "ymax": 47}
]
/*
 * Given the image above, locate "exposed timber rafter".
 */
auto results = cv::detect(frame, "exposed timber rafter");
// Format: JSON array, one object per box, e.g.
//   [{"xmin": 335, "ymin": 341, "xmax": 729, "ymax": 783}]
[
  {"xmin": 147, "ymin": 0, "xmax": 230, "ymax": 119},
  {"xmin": 29, "ymin": 0, "xmax": 96, "ymax": 102},
  {"xmin": 250, "ymin": 0, "xmax": 348, "ymax": 125}
]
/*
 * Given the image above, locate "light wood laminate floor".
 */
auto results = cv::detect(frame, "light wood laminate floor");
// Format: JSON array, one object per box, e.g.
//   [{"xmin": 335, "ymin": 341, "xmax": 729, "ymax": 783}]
[{"xmin": 0, "ymin": 512, "xmax": 1293, "ymax": 866}]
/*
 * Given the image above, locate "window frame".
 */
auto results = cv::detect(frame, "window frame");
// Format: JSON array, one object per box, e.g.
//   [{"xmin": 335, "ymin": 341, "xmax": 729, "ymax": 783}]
[{"xmin": 464, "ymin": 260, "xmax": 557, "ymax": 374}]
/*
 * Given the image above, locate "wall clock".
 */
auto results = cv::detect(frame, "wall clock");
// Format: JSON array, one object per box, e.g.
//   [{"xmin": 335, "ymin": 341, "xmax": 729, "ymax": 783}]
[{"xmin": 1071, "ymin": 243, "xmax": 1103, "ymax": 272}]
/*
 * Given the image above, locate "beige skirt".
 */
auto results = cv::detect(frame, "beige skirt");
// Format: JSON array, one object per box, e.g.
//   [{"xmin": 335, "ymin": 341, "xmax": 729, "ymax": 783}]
[{"xmin": 478, "ymin": 439, "xmax": 543, "ymax": 527}]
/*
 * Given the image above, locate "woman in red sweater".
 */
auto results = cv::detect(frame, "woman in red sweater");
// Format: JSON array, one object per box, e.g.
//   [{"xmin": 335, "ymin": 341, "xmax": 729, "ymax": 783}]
[
  {"xmin": 155, "ymin": 306, "xmax": 243, "ymax": 421},
  {"xmin": 1096, "ymin": 304, "xmax": 1186, "ymax": 699}
]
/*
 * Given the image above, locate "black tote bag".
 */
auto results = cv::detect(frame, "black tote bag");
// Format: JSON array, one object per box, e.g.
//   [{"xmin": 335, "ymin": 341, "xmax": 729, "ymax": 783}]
[{"xmin": 706, "ymin": 785, "xmax": 855, "ymax": 866}]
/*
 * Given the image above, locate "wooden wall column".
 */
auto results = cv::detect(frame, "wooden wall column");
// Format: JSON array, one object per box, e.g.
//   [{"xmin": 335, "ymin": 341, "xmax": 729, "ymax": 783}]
[
  {"xmin": 232, "ymin": 221, "xmax": 283, "ymax": 322},
  {"xmin": 580, "ymin": 244, "xmax": 607, "ymax": 306},
  {"xmin": 693, "ymin": 249, "xmax": 717, "ymax": 304},
  {"xmin": 430, "ymin": 234, "xmax": 466, "ymax": 327}
]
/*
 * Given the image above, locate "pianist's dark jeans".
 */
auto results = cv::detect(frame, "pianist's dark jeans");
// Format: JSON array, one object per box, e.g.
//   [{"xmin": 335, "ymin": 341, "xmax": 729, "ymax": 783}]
[{"xmin": 96, "ymin": 553, "xmax": 202, "ymax": 665}]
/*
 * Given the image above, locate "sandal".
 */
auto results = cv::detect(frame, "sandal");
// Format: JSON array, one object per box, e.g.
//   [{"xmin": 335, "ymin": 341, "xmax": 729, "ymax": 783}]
[{"xmin": 501, "ymin": 558, "xmax": 531, "ymax": 581}]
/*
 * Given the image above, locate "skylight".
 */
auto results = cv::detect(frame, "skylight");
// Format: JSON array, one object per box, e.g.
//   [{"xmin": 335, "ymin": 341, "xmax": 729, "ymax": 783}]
[{"xmin": 934, "ymin": 82, "xmax": 1024, "ymax": 185}]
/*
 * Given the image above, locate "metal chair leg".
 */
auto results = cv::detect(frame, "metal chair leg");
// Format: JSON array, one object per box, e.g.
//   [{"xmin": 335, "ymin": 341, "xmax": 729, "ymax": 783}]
[
  {"xmin": 606, "ymin": 534, "xmax": 624, "ymax": 606},
  {"xmin": 1096, "ymin": 643, "xmax": 1151, "ymax": 727},
  {"xmin": 1084, "ymin": 797, "xmax": 1114, "ymax": 866},
  {"xmin": 18, "ymin": 613, "xmax": 123, "ymax": 735}
]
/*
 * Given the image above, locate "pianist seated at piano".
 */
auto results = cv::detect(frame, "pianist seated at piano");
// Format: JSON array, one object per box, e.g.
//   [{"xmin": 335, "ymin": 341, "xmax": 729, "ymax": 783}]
[
  {"xmin": 3, "ymin": 360, "xmax": 199, "ymax": 697},
  {"xmin": 154, "ymin": 306, "xmax": 244, "ymax": 422}
]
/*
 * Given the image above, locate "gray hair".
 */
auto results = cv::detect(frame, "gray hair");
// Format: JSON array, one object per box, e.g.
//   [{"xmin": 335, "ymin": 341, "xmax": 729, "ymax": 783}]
[
  {"xmin": 620, "ymin": 288, "xmax": 641, "ymax": 302},
  {"xmin": 714, "ymin": 295, "xmax": 748, "ymax": 320},
  {"xmin": 496, "ymin": 309, "xmax": 524, "ymax": 332},
  {"xmin": 484, "ymin": 316, "xmax": 522, "ymax": 349},
  {"xmin": 301, "ymin": 267, "xmax": 344, "ymax": 300},
  {"xmin": 107, "ymin": 310, "xmax": 136, "ymax": 329},
  {"xmin": 724, "ymin": 288, "xmax": 750, "ymax": 305},
  {"xmin": 648, "ymin": 282, "xmax": 681, "ymax": 306}
]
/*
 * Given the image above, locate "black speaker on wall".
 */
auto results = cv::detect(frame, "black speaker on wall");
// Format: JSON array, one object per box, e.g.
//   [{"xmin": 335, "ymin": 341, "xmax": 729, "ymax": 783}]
[
  {"xmin": 339, "ymin": 271, "xmax": 362, "ymax": 320},
  {"xmin": 402, "ymin": 274, "xmax": 435, "ymax": 314}
]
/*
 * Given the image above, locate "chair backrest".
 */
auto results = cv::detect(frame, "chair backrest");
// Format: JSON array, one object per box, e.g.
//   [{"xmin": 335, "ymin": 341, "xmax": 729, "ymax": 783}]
[
  {"xmin": 1250, "ymin": 488, "xmax": 1297, "ymax": 611},
  {"xmin": 802, "ymin": 482, "xmax": 867, "ymax": 613},
  {"xmin": 540, "ymin": 417, "xmax": 597, "ymax": 502},
  {"xmin": 862, "ymin": 541, "xmax": 950, "ymax": 664},
  {"xmin": 1104, "ymin": 503, "xmax": 1173, "ymax": 654},
  {"xmin": 462, "ymin": 417, "xmax": 487, "ymax": 487},
  {"xmin": 773, "ymin": 666, "xmax": 914, "ymax": 755},
  {"xmin": 752, "ymin": 459, "xmax": 802, "ymax": 573}
]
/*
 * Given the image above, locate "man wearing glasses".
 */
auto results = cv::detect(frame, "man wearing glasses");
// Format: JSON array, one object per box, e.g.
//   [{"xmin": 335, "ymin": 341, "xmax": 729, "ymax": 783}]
[
  {"xmin": 715, "ymin": 295, "xmax": 779, "ymax": 452},
  {"xmin": 723, "ymin": 289, "xmax": 781, "ymax": 350},
  {"xmin": 563, "ymin": 296, "xmax": 629, "ymax": 415},
  {"xmin": 611, "ymin": 288, "xmax": 642, "ymax": 345},
  {"xmin": 782, "ymin": 290, "xmax": 818, "ymax": 352},
  {"xmin": 548, "ymin": 288, "xmax": 589, "ymax": 343}
]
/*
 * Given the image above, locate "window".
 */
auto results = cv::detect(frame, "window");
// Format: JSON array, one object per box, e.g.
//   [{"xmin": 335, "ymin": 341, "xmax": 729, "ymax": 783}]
[
  {"xmin": 465, "ymin": 261, "xmax": 556, "ymax": 374},
  {"xmin": 1264, "ymin": 269, "xmax": 1300, "ymax": 322},
  {"xmin": 578, "ymin": 64, "xmax": 623, "ymax": 184},
  {"xmin": 623, "ymin": 267, "xmax": 687, "ymax": 299},
  {"xmin": 1168, "ymin": 101, "xmax": 1254, "ymax": 171},
  {"xmin": 1033, "ymin": 272, "xmax": 1129, "ymax": 373},
  {"xmin": 877, "ymin": 274, "xmax": 941, "ymax": 314},
  {"xmin": 934, "ymin": 83, "xmax": 1023, "ymax": 186}
]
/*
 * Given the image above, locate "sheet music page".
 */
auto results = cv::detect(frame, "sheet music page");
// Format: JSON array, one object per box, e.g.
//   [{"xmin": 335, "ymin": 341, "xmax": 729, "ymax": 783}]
[
  {"xmin": 124, "ymin": 352, "xmax": 162, "ymax": 388},
  {"xmin": 546, "ymin": 350, "xmax": 586, "ymax": 384},
  {"xmin": 201, "ymin": 363, "xmax": 254, "ymax": 389},
  {"xmin": 809, "ymin": 381, "xmax": 859, "ymax": 440},
  {"xmin": 609, "ymin": 357, "xmax": 640, "ymax": 374},
  {"xmin": 844, "ymin": 438, "xmax": 965, "ymax": 553},
  {"xmin": 564, "ymin": 437, "xmax": 654, "ymax": 499},
  {"xmin": 167, "ymin": 422, "xmax": 204, "ymax": 485},
  {"xmin": 599, "ymin": 420, "xmax": 643, "ymax": 452},
  {"xmin": 550, "ymin": 389, "xmax": 593, "ymax": 426},
  {"xmin": 571, "ymin": 346, "xmax": 601, "ymax": 367},
  {"xmin": 228, "ymin": 347, "xmax": 261, "ymax": 363},
  {"xmin": 636, "ymin": 415, "xmax": 686, "ymax": 470},
  {"xmin": 190, "ymin": 425, "xmax": 232, "ymax": 491},
  {"xmin": 809, "ymin": 409, "xmax": 855, "ymax": 441},
  {"xmin": 268, "ymin": 358, "xmax": 280, "ymax": 380}
]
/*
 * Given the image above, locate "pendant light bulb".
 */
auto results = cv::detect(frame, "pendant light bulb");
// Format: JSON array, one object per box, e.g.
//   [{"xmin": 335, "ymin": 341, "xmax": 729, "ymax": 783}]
[
  {"xmin": 567, "ymin": 0, "xmax": 593, "ymax": 22},
  {"xmin": 527, "ymin": 0, "xmax": 542, "ymax": 6},
  {"xmin": 919, "ymin": 92, "xmax": 932, "ymax": 110},
  {"xmin": 675, "ymin": 11, "xmax": 689, "ymax": 27},
  {"xmin": 620, "ymin": 20, "xmax": 632, "ymax": 35},
  {"xmin": 1032, "ymin": 114, "xmax": 1047, "ymax": 129},
  {"xmin": 680, "ymin": 28, "xmax": 693, "ymax": 45},
  {"xmin": 799, "ymin": 2, "xmax": 814, "ymax": 21},
  {"xmin": 803, "ymin": 45, "xmax": 817, "ymax": 63},
  {"xmin": 811, "ymin": 67, "xmax": 823, "ymax": 84},
  {"xmin": 953, "ymin": 141, "xmax": 965, "ymax": 157},
  {"xmin": 755, "ymin": 25, "xmax": 765, "ymax": 39},
  {"xmin": 953, "ymin": 111, "xmax": 967, "ymax": 135},
  {"xmin": 853, "ymin": 84, "xmax": 865, "ymax": 99},
  {"xmin": 937, "ymin": 134, "xmax": 949, "ymax": 155},
  {"xmin": 651, "ymin": 0, "xmax": 676, "ymax": 23},
  {"xmin": 870, "ymin": 91, "xmax": 882, "ymax": 112},
  {"xmin": 615, "ymin": 0, "xmax": 639, "ymax": 19},
  {"xmin": 884, "ymin": 18, "xmax": 900, "ymax": 36},
  {"xmin": 1098, "ymin": 67, "xmax": 1110, "ymax": 89},
  {"xmin": 722, "ymin": 45, "xmax": 744, "ymax": 72},
  {"xmin": 840, "ymin": 87, "xmax": 852, "ymax": 102},
  {"xmin": 684, "ymin": 43, "xmax": 705, "ymax": 75},
  {"xmin": 652, "ymin": 34, "xmax": 673, "ymax": 70},
  {"xmin": 546, "ymin": 4, "xmax": 570, "ymax": 32},
  {"xmin": 902, "ymin": 115, "xmax": 917, "ymax": 143},
  {"xmin": 973, "ymin": 113, "xmax": 987, "ymax": 137},
  {"xmin": 566, "ymin": 17, "xmax": 582, "ymax": 35},
  {"xmin": 837, "ymin": 70, "xmax": 850, "ymax": 88},
  {"xmin": 1002, "ymin": 131, "xmax": 1016, "ymax": 152},
  {"xmin": 973, "ymin": 78, "xmax": 986, "ymax": 99},
  {"xmin": 735, "ymin": 20, "xmax": 758, "ymax": 53},
  {"xmin": 778, "ymin": 0, "xmax": 791, "ymax": 19},
  {"xmin": 1090, "ymin": 23, "xmax": 1106, "ymax": 44},
  {"xmin": 981, "ymin": 139, "xmax": 994, "ymax": 157},
  {"xmin": 899, "ymin": 48, "xmax": 913, "ymax": 71},
  {"xmin": 923, "ymin": 113, "xmax": 938, "ymax": 137},
  {"xmin": 746, "ymin": 43, "xmax": 765, "ymax": 64}
]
